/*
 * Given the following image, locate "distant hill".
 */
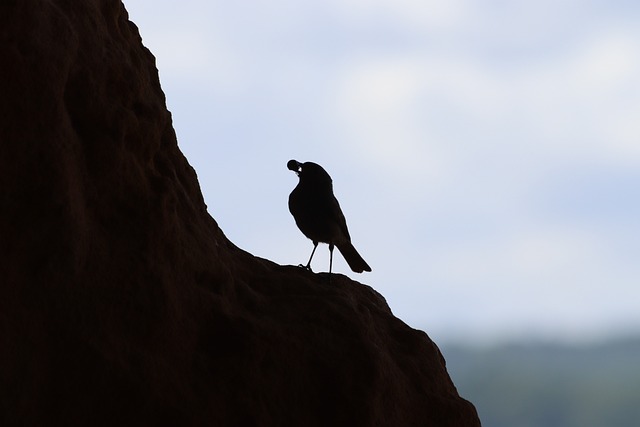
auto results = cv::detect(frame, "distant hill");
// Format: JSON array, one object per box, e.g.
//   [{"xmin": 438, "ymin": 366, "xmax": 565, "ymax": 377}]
[{"xmin": 441, "ymin": 336, "xmax": 640, "ymax": 427}]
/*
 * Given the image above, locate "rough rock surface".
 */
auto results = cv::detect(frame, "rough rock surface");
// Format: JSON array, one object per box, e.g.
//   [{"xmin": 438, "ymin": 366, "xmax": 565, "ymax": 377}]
[{"xmin": 0, "ymin": 1, "xmax": 481, "ymax": 426}]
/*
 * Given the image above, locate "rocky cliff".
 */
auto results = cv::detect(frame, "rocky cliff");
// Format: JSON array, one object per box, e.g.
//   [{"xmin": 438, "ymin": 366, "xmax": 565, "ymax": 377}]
[{"xmin": 0, "ymin": 1, "xmax": 480, "ymax": 426}]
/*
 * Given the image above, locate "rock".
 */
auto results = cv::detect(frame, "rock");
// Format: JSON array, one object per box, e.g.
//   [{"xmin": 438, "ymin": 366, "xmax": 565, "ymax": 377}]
[{"xmin": 0, "ymin": 1, "xmax": 481, "ymax": 426}]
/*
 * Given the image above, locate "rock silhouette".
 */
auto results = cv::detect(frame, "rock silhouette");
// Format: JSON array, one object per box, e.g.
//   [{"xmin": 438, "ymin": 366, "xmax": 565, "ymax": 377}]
[{"xmin": 0, "ymin": 1, "xmax": 480, "ymax": 426}]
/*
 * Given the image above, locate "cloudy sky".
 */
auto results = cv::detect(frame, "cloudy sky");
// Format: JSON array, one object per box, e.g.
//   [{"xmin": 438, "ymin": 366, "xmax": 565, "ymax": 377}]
[{"xmin": 125, "ymin": 0, "xmax": 640, "ymax": 344}]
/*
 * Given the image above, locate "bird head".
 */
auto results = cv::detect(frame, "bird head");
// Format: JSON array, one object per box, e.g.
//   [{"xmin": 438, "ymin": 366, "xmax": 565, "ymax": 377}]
[
  {"xmin": 287, "ymin": 160, "xmax": 333, "ymax": 186},
  {"xmin": 287, "ymin": 159, "xmax": 301, "ymax": 175}
]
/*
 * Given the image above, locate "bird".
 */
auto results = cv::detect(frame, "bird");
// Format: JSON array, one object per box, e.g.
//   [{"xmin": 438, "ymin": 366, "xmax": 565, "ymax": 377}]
[{"xmin": 287, "ymin": 159, "xmax": 371, "ymax": 274}]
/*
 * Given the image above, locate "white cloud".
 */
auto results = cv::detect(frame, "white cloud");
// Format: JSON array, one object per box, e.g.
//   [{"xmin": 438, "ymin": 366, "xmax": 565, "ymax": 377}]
[
  {"xmin": 577, "ymin": 34, "xmax": 638, "ymax": 92},
  {"xmin": 571, "ymin": 31, "xmax": 640, "ymax": 159},
  {"xmin": 333, "ymin": 57, "xmax": 448, "ymax": 183},
  {"xmin": 327, "ymin": 0, "xmax": 471, "ymax": 31},
  {"xmin": 331, "ymin": 21, "xmax": 640, "ymax": 188},
  {"xmin": 425, "ymin": 225, "xmax": 602, "ymax": 287},
  {"xmin": 141, "ymin": 30, "xmax": 211, "ymax": 73}
]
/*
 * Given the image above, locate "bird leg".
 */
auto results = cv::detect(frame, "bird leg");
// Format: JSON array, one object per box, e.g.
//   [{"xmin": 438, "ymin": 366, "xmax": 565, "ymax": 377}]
[
  {"xmin": 301, "ymin": 241, "xmax": 318, "ymax": 271},
  {"xmin": 329, "ymin": 243, "xmax": 334, "ymax": 278}
]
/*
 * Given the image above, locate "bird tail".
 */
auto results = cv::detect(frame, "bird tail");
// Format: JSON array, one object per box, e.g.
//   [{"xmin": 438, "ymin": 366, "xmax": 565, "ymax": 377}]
[{"xmin": 336, "ymin": 241, "xmax": 371, "ymax": 273}]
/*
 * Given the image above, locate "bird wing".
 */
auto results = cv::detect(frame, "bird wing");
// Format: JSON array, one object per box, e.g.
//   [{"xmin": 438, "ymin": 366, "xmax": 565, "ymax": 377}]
[{"xmin": 330, "ymin": 195, "xmax": 351, "ymax": 243}]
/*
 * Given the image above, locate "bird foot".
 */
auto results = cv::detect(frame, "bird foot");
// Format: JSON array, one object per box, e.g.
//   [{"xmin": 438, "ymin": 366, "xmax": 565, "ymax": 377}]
[{"xmin": 298, "ymin": 264, "xmax": 313, "ymax": 272}]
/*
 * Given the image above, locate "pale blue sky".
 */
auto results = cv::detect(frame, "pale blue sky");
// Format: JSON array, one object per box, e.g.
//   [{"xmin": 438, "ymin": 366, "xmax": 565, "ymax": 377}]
[{"xmin": 125, "ymin": 0, "xmax": 640, "ymax": 344}]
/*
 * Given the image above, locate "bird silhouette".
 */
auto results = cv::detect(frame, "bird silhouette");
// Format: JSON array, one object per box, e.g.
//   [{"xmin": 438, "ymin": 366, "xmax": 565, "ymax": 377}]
[{"xmin": 287, "ymin": 159, "xmax": 371, "ymax": 274}]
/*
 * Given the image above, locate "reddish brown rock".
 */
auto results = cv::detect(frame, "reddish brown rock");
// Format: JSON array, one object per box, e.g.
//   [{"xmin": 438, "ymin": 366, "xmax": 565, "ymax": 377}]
[{"xmin": 0, "ymin": 1, "xmax": 481, "ymax": 426}]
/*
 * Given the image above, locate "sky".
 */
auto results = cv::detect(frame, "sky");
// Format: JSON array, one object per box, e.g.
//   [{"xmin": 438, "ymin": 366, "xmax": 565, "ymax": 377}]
[{"xmin": 124, "ymin": 0, "xmax": 640, "ymax": 344}]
